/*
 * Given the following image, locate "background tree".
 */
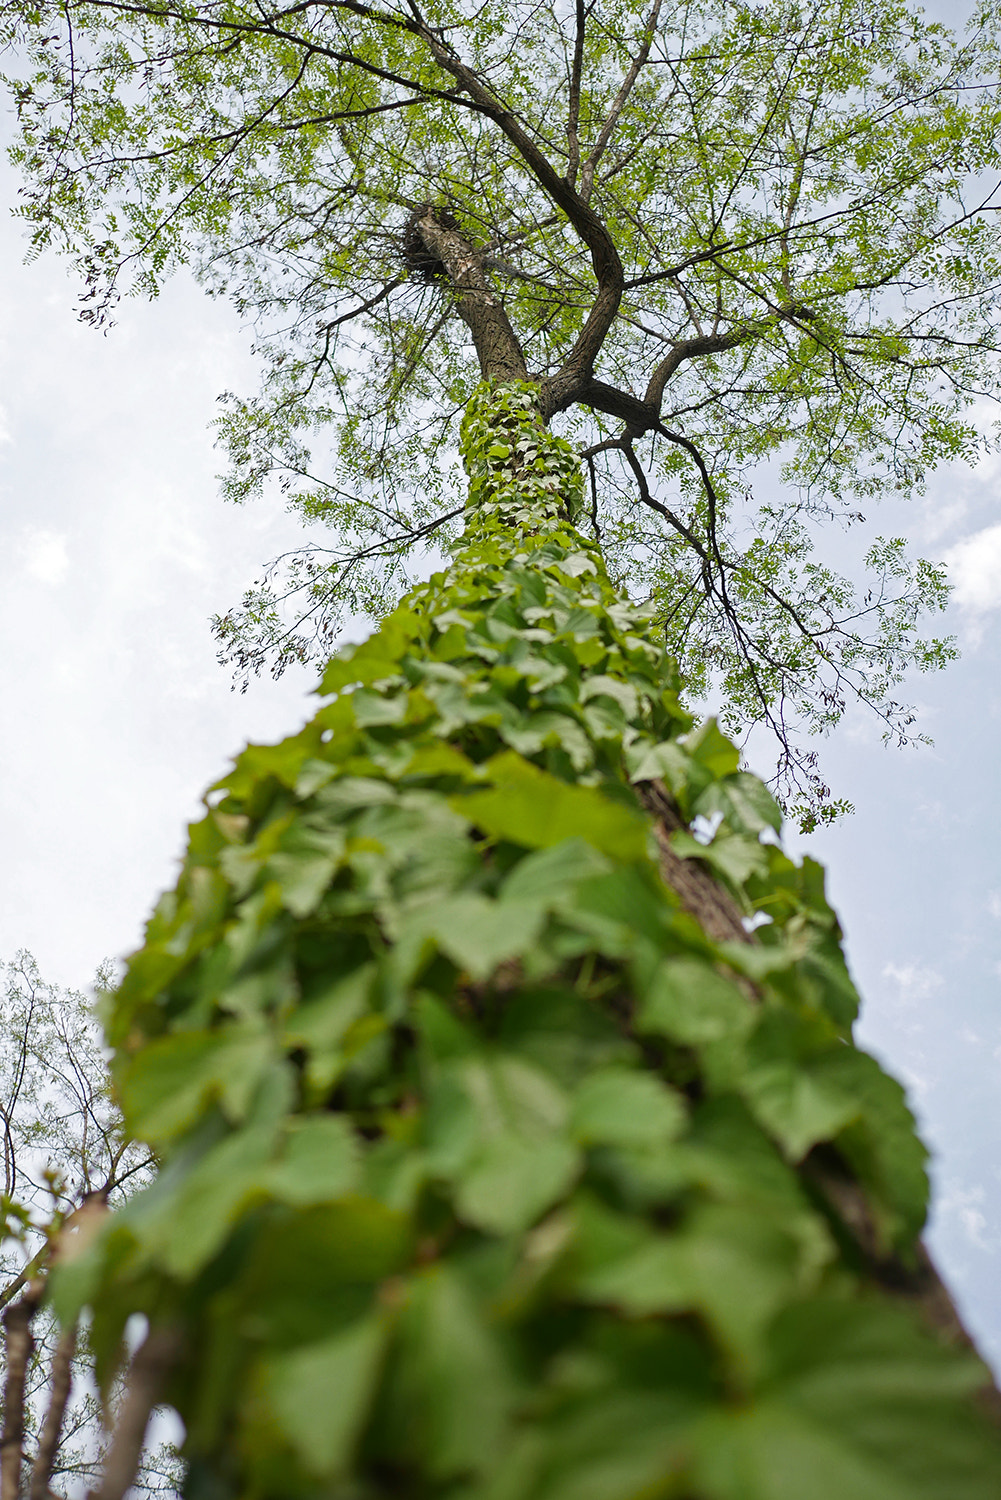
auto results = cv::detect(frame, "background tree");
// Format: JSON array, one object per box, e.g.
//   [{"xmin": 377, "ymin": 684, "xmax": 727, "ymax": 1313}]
[
  {"xmin": 3, "ymin": 1, "xmax": 1001, "ymax": 1496},
  {"xmin": 0, "ymin": 954, "xmax": 169, "ymax": 1500}
]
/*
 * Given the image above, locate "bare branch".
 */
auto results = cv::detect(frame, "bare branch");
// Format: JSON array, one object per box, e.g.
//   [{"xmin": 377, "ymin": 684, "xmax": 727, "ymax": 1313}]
[
  {"xmin": 89, "ymin": 1328, "xmax": 181, "ymax": 1500},
  {"xmin": 579, "ymin": 0, "xmax": 664, "ymax": 203},
  {"xmin": 1, "ymin": 1280, "xmax": 43, "ymax": 1500},
  {"xmin": 29, "ymin": 1323, "xmax": 78, "ymax": 1500}
]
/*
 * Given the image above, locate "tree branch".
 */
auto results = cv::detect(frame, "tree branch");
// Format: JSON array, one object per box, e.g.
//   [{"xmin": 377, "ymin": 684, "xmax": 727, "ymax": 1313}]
[
  {"xmin": 1, "ymin": 1280, "xmax": 43, "ymax": 1500},
  {"xmin": 89, "ymin": 1328, "xmax": 181, "ymax": 1500},
  {"xmin": 579, "ymin": 0, "xmax": 663, "ymax": 204},
  {"xmin": 29, "ymin": 1322, "xmax": 78, "ymax": 1500}
]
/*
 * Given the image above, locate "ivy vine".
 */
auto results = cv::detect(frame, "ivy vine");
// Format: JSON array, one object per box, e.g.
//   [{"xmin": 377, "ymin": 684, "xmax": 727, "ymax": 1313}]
[{"xmin": 53, "ymin": 385, "xmax": 1001, "ymax": 1500}]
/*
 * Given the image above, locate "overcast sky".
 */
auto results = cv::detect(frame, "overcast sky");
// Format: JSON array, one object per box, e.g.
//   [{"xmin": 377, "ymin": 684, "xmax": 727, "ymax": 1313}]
[{"xmin": 2, "ymin": 115, "xmax": 1001, "ymax": 1374}]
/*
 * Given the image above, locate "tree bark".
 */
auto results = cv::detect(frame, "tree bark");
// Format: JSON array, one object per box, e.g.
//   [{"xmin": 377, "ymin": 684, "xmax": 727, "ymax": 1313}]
[
  {"xmin": 411, "ymin": 210, "xmax": 528, "ymax": 384},
  {"xmin": 638, "ymin": 778, "xmax": 1001, "ymax": 1418}
]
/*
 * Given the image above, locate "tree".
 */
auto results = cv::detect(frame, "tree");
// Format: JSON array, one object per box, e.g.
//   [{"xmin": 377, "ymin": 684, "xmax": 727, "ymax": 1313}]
[
  {"xmin": 0, "ymin": 953, "xmax": 171, "ymax": 1499},
  {"xmin": 3, "ymin": 2, "xmax": 1001, "ymax": 1496},
  {"xmin": 7, "ymin": 0, "xmax": 998, "ymax": 821}
]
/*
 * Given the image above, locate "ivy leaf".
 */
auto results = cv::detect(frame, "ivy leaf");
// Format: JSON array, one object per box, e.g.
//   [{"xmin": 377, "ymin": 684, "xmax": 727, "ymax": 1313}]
[
  {"xmin": 116, "ymin": 1028, "xmax": 272, "ymax": 1145},
  {"xmin": 142, "ymin": 1122, "xmax": 278, "ymax": 1278},
  {"xmin": 637, "ymin": 959, "xmax": 753, "ymax": 1046},
  {"xmin": 739, "ymin": 1061, "xmax": 861, "ymax": 1162},
  {"xmin": 695, "ymin": 774, "xmax": 783, "ymax": 835},
  {"xmin": 683, "ymin": 719, "xmax": 742, "ymax": 779},
  {"xmin": 673, "ymin": 827, "xmax": 770, "ymax": 887},
  {"xmin": 457, "ymin": 1133, "xmax": 580, "ymax": 1234},
  {"xmin": 390, "ymin": 1267, "xmax": 515, "ymax": 1478},
  {"xmin": 452, "ymin": 751, "xmax": 649, "ymax": 861},
  {"xmin": 319, "ymin": 615, "xmax": 415, "ymax": 694},
  {"xmin": 626, "ymin": 738, "xmax": 692, "ymax": 794},
  {"xmin": 571, "ymin": 1067, "xmax": 687, "ymax": 1148},
  {"xmin": 249, "ymin": 1314, "xmax": 389, "ymax": 1477},
  {"xmin": 396, "ymin": 893, "xmax": 545, "ymax": 981},
  {"xmin": 693, "ymin": 1300, "xmax": 1001, "ymax": 1500},
  {"xmin": 500, "ymin": 839, "xmax": 611, "ymax": 905},
  {"xmin": 265, "ymin": 1116, "xmax": 361, "ymax": 1207}
]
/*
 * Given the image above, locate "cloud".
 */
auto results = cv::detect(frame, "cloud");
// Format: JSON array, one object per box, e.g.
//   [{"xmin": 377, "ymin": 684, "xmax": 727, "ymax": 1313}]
[
  {"xmin": 936, "ymin": 1181, "xmax": 999, "ymax": 1254},
  {"xmin": 943, "ymin": 523, "xmax": 1001, "ymax": 612},
  {"xmin": 20, "ymin": 528, "xmax": 69, "ymax": 586},
  {"xmin": 881, "ymin": 961, "xmax": 943, "ymax": 1007},
  {"xmin": 989, "ymin": 891, "xmax": 1001, "ymax": 921}
]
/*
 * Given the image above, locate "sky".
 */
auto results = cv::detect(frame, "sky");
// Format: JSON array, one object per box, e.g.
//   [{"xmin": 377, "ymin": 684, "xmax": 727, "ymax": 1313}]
[{"xmin": 2, "ymin": 115, "xmax": 1001, "ymax": 1374}]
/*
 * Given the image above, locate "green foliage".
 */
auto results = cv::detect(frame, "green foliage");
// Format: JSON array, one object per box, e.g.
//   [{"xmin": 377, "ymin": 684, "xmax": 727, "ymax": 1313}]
[
  {"xmin": 51, "ymin": 387, "xmax": 1001, "ymax": 1498},
  {"xmin": 3, "ymin": 0, "xmax": 995, "ymax": 813}
]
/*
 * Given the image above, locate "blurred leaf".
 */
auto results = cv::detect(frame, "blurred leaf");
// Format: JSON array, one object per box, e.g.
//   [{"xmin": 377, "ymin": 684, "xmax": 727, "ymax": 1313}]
[
  {"xmin": 571, "ymin": 1068, "xmax": 686, "ymax": 1148},
  {"xmin": 638, "ymin": 959, "xmax": 753, "ymax": 1045},
  {"xmin": 453, "ymin": 752, "xmax": 649, "ymax": 862},
  {"xmin": 265, "ymin": 1116, "xmax": 361, "ymax": 1206},
  {"xmin": 458, "ymin": 1134, "xmax": 580, "ymax": 1235},
  {"xmin": 117, "ymin": 1028, "xmax": 272, "ymax": 1145},
  {"xmin": 250, "ymin": 1313, "xmax": 388, "ymax": 1476}
]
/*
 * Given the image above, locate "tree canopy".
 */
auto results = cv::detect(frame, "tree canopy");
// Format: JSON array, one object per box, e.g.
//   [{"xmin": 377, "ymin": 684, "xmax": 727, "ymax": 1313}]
[{"xmin": 5, "ymin": 0, "xmax": 1001, "ymax": 820}]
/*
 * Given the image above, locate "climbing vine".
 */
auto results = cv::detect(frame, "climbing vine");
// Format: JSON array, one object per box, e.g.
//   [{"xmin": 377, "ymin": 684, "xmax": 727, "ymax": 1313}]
[{"xmin": 51, "ymin": 387, "xmax": 1001, "ymax": 1499}]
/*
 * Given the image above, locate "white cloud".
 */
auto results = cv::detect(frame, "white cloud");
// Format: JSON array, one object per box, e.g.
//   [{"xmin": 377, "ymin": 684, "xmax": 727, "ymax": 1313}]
[
  {"xmin": 943, "ymin": 523, "xmax": 1001, "ymax": 612},
  {"xmin": 881, "ymin": 961, "xmax": 944, "ymax": 1007},
  {"xmin": 20, "ymin": 527, "xmax": 69, "ymax": 586},
  {"xmin": 989, "ymin": 891, "xmax": 1001, "ymax": 921},
  {"xmin": 937, "ymin": 1182, "xmax": 999, "ymax": 1254}
]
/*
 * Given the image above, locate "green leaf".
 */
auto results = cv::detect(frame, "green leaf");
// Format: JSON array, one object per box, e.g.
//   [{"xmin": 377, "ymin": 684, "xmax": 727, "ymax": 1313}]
[
  {"xmin": 389, "ymin": 1267, "xmax": 515, "ymax": 1478},
  {"xmin": 571, "ymin": 1067, "xmax": 687, "ymax": 1148},
  {"xmin": 626, "ymin": 738, "xmax": 692, "ymax": 794},
  {"xmin": 319, "ymin": 615, "xmax": 414, "ymax": 694},
  {"xmin": 672, "ymin": 827, "xmax": 770, "ymax": 886},
  {"xmin": 740, "ymin": 1060, "xmax": 860, "ymax": 1162},
  {"xmin": 500, "ymin": 839, "xmax": 611, "ymax": 904},
  {"xmin": 146, "ymin": 1122, "xmax": 278, "ymax": 1278},
  {"xmin": 695, "ymin": 774, "xmax": 783, "ymax": 835},
  {"xmin": 265, "ymin": 1116, "xmax": 361, "ymax": 1206},
  {"xmin": 693, "ymin": 1301, "xmax": 1001, "ymax": 1500},
  {"xmin": 453, "ymin": 752, "xmax": 649, "ymax": 862},
  {"xmin": 117, "ymin": 1028, "xmax": 272, "ymax": 1145},
  {"xmin": 683, "ymin": 719, "xmax": 741, "ymax": 779},
  {"xmin": 457, "ymin": 1133, "xmax": 580, "ymax": 1234},
  {"xmin": 251, "ymin": 1314, "xmax": 388, "ymax": 1476},
  {"xmin": 638, "ymin": 959, "xmax": 753, "ymax": 1045},
  {"xmin": 397, "ymin": 893, "xmax": 546, "ymax": 981}
]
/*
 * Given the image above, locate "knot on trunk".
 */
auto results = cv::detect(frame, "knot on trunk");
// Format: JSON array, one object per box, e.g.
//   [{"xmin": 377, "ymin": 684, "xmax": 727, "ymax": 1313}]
[{"xmin": 402, "ymin": 203, "xmax": 460, "ymax": 281}]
